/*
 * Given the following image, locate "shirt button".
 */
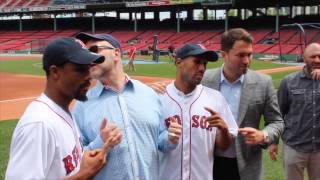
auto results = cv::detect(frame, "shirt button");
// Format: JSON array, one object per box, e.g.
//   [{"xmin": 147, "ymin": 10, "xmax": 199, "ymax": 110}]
[
  {"xmin": 313, "ymin": 125, "xmax": 316, "ymax": 128},
  {"xmin": 314, "ymin": 114, "xmax": 316, "ymax": 117},
  {"xmin": 312, "ymin": 136, "xmax": 315, "ymax": 139}
]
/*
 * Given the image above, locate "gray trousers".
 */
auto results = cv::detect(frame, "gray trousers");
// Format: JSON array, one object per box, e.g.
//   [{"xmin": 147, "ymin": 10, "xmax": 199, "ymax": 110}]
[{"xmin": 284, "ymin": 143, "xmax": 320, "ymax": 180}]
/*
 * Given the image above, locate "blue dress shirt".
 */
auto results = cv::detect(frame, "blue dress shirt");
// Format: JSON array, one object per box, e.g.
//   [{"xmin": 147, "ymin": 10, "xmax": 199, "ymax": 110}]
[
  {"xmin": 73, "ymin": 79, "xmax": 175, "ymax": 180},
  {"xmin": 215, "ymin": 67, "xmax": 244, "ymax": 158},
  {"xmin": 220, "ymin": 69, "xmax": 244, "ymax": 123}
]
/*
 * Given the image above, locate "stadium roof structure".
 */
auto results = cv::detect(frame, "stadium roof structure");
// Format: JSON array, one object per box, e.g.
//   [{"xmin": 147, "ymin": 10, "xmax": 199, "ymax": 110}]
[
  {"xmin": 0, "ymin": 0, "xmax": 318, "ymax": 35},
  {"xmin": 234, "ymin": 0, "xmax": 320, "ymax": 8},
  {"xmin": 0, "ymin": 0, "xmax": 319, "ymax": 15}
]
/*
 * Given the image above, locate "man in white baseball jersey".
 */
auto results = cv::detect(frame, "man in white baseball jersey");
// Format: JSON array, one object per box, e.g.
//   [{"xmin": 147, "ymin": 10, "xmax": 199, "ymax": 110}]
[
  {"xmin": 159, "ymin": 43, "xmax": 238, "ymax": 180},
  {"xmin": 5, "ymin": 37, "xmax": 122, "ymax": 180}
]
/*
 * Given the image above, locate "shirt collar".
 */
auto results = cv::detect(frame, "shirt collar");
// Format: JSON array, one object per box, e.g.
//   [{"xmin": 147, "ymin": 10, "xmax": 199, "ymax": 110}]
[
  {"xmin": 37, "ymin": 93, "xmax": 73, "ymax": 122},
  {"xmin": 103, "ymin": 74, "xmax": 131, "ymax": 90},
  {"xmin": 220, "ymin": 65, "xmax": 244, "ymax": 84},
  {"xmin": 300, "ymin": 66, "xmax": 313, "ymax": 79},
  {"xmin": 93, "ymin": 74, "xmax": 133, "ymax": 97},
  {"xmin": 171, "ymin": 81, "xmax": 201, "ymax": 97}
]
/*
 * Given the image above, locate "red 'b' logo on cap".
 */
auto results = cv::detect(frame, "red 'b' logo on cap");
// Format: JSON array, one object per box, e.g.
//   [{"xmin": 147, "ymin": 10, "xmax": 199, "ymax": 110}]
[
  {"xmin": 75, "ymin": 39, "xmax": 87, "ymax": 49},
  {"xmin": 197, "ymin": 44, "xmax": 206, "ymax": 50}
]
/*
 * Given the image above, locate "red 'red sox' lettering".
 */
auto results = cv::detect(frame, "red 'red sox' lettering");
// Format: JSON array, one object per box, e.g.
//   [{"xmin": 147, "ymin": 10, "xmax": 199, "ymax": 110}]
[
  {"xmin": 63, "ymin": 145, "xmax": 80, "ymax": 175},
  {"xmin": 192, "ymin": 115, "xmax": 212, "ymax": 131},
  {"xmin": 165, "ymin": 115, "xmax": 181, "ymax": 128},
  {"xmin": 165, "ymin": 115, "xmax": 212, "ymax": 131}
]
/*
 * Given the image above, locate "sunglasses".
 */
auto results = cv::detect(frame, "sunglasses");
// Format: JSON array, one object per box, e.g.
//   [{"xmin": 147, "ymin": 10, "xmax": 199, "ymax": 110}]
[{"xmin": 89, "ymin": 45, "xmax": 115, "ymax": 53}]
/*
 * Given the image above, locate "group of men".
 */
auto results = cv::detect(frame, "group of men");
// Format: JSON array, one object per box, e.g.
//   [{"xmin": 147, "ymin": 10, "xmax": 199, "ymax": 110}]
[{"xmin": 5, "ymin": 27, "xmax": 320, "ymax": 180}]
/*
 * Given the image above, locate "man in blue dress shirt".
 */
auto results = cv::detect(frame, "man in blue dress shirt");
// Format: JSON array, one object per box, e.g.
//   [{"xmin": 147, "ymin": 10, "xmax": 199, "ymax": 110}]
[{"xmin": 72, "ymin": 32, "xmax": 182, "ymax": 180}]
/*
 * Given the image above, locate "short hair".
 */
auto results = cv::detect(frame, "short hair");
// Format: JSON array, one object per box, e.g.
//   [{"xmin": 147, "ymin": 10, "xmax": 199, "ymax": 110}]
[{"xmin": 221, "ymin": 28, "xmax": 253, "ymax": 52}]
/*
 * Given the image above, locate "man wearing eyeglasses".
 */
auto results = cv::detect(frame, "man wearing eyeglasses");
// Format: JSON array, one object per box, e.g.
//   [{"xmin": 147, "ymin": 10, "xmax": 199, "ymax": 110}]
[{"xmin": 72, "ymin": 33, "xmax": 182, "ymax": 180}]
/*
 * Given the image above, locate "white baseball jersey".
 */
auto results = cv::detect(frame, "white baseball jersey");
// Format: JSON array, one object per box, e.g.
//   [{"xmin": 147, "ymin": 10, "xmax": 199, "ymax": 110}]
[
  {"xmin": 5, "ymin": 93, "xmax": 82, "ymax": 180},
  {"xmin": 159, "ymin": 82, "xmax": 238, "ymax": 180}
]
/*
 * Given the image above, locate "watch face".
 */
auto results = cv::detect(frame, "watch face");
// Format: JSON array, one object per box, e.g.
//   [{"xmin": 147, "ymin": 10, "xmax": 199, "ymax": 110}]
[{"xmin": 263, "ymin": 131, "xmax": 269, "ymax": 143}]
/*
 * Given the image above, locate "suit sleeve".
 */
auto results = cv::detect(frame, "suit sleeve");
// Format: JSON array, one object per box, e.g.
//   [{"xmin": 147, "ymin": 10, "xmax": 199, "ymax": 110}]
[
  {"xmin": 5, "ymin": 122, "xmax": 56, "ymax": 180},
  {"xmin": 262, "ymin": 76, "xmax": 284, "ymax": 145}
]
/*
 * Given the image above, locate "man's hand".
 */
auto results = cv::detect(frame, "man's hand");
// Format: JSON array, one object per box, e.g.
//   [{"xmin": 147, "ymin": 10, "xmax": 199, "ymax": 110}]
[
  {"xmin": 268, "ymin": 144, "xmax": 278, "ymax": 161},
  {"xmin": 238, "ymin": 127, "xmax": 265, "ymax": 145},
  {"xmin": 168, "ymin": 117, "xmax": 182, "ymax": 144},
  {"xmin": 65, "ymin": 140, "xmax": 111, "ymax": 180},
  {"xmin": 205, "ymin": 107, "xmax": 232, "ymax": 151},
  {"xmin": 311, "ymin": 69, "xmax": 320, "ymax": 80},
  {"xmin": 204, "ymin": 107, "xmax": 228, "ymax": 132},
  {"xmin": 100, "ymin": 118, "xmax": 122, "ymax": 147},
  {"xmin": 148, "ymin": 81, "xmax": 170, "ymax": 94}
]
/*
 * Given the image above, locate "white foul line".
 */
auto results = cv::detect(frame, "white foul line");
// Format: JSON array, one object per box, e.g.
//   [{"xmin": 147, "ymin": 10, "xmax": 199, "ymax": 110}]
[{"xmin": 0, "ymin": 96, "xmax": 37, "ymax": 103}]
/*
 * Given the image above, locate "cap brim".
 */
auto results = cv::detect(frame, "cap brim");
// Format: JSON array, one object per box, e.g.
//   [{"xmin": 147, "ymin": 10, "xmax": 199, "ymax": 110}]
[
  {"xmin": 76, "ymin": 32, "xmax": 105, "ymax": 43},
  {"xmin": 70, "ymin": 48, "xmax": 105, "ymax": 65},
  {"xmin": 186, "ymin": 49, "xmax": 219, "ymax": 62},
  {"xmin": 202, "ymin": 51, "xmax": 219, "ymax": 62}
]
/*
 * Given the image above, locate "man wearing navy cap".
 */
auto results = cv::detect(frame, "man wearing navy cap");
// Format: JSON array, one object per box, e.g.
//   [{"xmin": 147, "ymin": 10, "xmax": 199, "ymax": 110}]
[
  {"xmin": 6, "ymin": 37, "xmax": 122, "ymax": 180},
  {"xmin": 158, "ymin": 43, "xmax": 238, "ymax": 180},
  {"xmin": 72, "ymin": 33, "xmax": 181, "ymax": 180}
]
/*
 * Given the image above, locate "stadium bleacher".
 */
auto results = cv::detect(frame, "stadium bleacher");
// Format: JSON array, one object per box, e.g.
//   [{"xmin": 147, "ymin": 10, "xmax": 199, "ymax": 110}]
[
  {"xmin": 0, "ymin": 1, "xmax": 319, "ymax": 55},
  {"xmin": 0, "ymin": 28, "xmax": 319, "ymax": 54}
]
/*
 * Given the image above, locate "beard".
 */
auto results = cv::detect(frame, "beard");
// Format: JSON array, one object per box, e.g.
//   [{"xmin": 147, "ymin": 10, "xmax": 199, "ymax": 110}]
[
  {"xmin": 74, "ymin": 81, "xmax": 91, "ymax": 101},
  {"xmin": 186, "ymin": 75, "xmax": 202, "ymax": 88},
  {"xmin": 306, "ymin": 62, "xmax": 320, "ymax": 74},
  {"xmin": 90, "ymin": 67, "xmax": 103, "ymax": 79}
]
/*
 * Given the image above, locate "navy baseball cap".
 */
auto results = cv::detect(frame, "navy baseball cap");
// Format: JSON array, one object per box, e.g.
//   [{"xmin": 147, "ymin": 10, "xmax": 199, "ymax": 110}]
[
  {"xmin": 76, "ymin": 32, "xmax": 122, "ymax": 51},
  {"xmin": 43, "ymin": 37, "xmax": 104, "ymax": 72},
  {"xmin": 176, "ymin": 43, "xmax": 218, "ymax": 62}
]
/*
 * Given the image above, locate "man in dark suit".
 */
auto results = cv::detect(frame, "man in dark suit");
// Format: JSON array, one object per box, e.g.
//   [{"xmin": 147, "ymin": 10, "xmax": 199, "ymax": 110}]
[{"xmin": 201, "ymin": 28, "xmax": 284, "ymax": 180}]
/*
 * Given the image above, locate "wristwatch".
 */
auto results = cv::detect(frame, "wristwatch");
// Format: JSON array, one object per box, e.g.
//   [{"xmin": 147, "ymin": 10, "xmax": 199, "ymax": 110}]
[{"xmin": 262, "ymin": 130, "xmax": 269, "ymax": 144}]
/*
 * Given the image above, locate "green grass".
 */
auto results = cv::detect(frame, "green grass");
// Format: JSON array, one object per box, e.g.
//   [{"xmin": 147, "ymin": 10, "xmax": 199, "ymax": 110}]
[
  {"xmin": 0, "ymin": 58, "xmax": 297, "ymax": 88},
  {"xmin": 263, "ymin": 141, "xmax": 285, "ymax": 180},
  {"xmin": 0, "ymin": 59, "xmax": 45, "ymax": 76},
  {"xmin": 124, "ymin": 59, "xmax": 291, "ymax": 78},
  {"xmin": 0, "ymin": 120, "xmax": 18, "ymax": 180},
  {"xmin": 0, "ymin": 58, "xmax": 290, "ymax": 77},
  {"xmin": 270, "ymin": 70, "xmax": 298, "ymax": 89}
]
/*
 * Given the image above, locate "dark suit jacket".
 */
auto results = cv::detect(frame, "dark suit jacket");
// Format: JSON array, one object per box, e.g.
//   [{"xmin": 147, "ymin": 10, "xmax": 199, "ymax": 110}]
[{"xmin": 202, "ymin": 68, "xmax": 284, "ymax": 180}]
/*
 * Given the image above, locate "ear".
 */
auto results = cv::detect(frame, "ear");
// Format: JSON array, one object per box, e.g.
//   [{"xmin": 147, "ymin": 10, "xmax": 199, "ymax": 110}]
[
  {"xmin": 114, "ymin": 48, "xmax": 121, "ymax": 62},
  {"xmin": 175, "ymin": 58, "xmax": 183, "ymax": 67},
  {"xmin": 49, "ymin": 65, "xmax": 60, "ymax": 80},
  {"xmin": 221, "ymin": 51, "xmax": 227, "ymax": 59}
]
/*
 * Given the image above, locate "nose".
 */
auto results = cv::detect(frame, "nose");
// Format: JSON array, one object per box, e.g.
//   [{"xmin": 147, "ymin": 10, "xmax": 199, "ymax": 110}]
[
  {"xmin": 242, "ymin": 55, "xmax": 251, "ymax": 65},
  {"xmin": 199, "ymin": 63, "xmax": 206, "ymax": 72}
]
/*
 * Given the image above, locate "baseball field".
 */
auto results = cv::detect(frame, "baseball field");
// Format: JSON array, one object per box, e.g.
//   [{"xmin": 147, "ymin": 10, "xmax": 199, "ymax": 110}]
[{"xmin": 0, "ymin": 54, "xmax": 302, "ymax": 180}]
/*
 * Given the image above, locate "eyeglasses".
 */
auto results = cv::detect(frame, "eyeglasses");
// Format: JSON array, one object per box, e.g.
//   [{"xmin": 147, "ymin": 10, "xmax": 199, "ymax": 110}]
[{"xmin": 89, "ymin": 45, "xmax": 115, "ymax": 53}]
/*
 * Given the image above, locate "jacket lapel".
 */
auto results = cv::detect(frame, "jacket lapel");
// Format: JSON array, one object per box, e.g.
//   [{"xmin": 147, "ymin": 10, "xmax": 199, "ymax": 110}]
[
  {"xmin": 210, "ymin": 69, "xmax": 221, "ymax": 90},
  {"xmin": 237, "ymin": 70, "xmax": 255, "ymax": 126}
]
